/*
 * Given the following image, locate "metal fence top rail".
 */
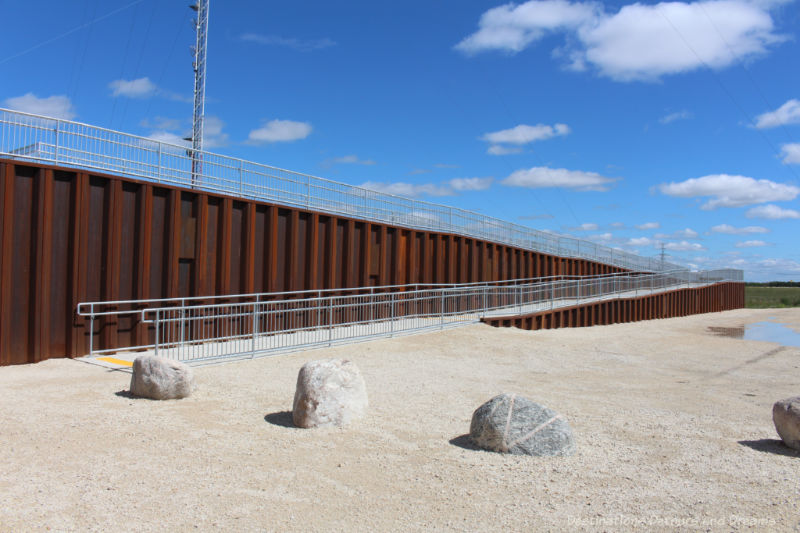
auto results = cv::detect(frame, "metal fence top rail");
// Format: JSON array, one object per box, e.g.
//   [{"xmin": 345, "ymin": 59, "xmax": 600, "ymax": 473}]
[
  {"xmin": 1, "ymin": 107, "xmax": 686, "ymax": 272},
  {"xmin": 75, "ymin": 271, "xmax": 649, "ymax": 315},
  {"xmin": 78, "ymin": 268, "xmax": 743, "ymax": 320}
]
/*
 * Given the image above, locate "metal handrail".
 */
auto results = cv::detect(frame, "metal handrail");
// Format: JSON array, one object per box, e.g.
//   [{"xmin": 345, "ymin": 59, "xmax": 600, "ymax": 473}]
[
  {"xmin": 79, "ymin": 269, "xmax": 742, "ymax": 361},
  {"xmin": 1, "ymin": 107, "xmax": 685, "ymax": 272}
]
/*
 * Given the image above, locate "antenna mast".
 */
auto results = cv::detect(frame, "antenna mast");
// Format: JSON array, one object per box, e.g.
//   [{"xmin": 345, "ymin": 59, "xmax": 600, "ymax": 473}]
[{"xmin": 190, "ymin": 0, "xmax": 209, "ymax": 186}]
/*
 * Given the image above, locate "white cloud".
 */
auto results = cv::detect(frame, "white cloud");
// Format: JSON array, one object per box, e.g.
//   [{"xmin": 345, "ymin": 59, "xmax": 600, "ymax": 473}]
[
  {"xmin": 143, "ymin": 115, "xmax": 227, "ymax": 149},
  {"xmin": 455, "ymin": 0, "xmax": 597, "ymax": 54},
  {"xmin": 573, "ymin": 222, "xmax": 599, "ymax": 231},
  {"xmin": 482, "ymin": 123, "xmax": 570, "ymax": 144},
  {"xmin": 248, "ymin": 119, "xmax": 312, "ymax": 143},
  {"xmin": 487, "ymin": 145, "xmax": 524, "ymax": 155},
  {"xmin": 483, "ymin": 123, "xmax": 569, "ymax": 155},
  {"xmin": 360, "ymin": 181, "xmax": 452, "ymax": 198},
  {"xmin": 780, "ymin": 143, "xmax": 800, "ymax": 164},
  {"xmin": 659, "ymin": 110, "xmax": 692, "ymax": 124},
  {"xmin": 664, "ymin": 241, "xmax": 705, "ymax": 251},
  {"xmin": 755, "ymin": 99, "xmax": 800, "ymax": 129},
  {"xmin": 456, "ymin": 0, "xmax": 785, "ymax": 82},
  {"xmin": 324, "ymin": 155, "xmax": 376, "ymax": 167},
  {"xmin": 589, "ymin": 232, "xmax": 614, "ymax": 242},
  {"xmin": 610, "ymin": 222, "xmax": 625, "ymax": 228},
  {"xmin": 519, "ymin": 213, "xmax": 555, "ymax": 220},
  {"xmin": 710, "ymin": 223, "xmax": 768, "ymax": 234},
  {"xmin": 627, "ymin": 237, "xmax": 653, "ymax": 246},
  {"xmin": 359, "ymin": 177, "xmax": 493, "ymax": 198},
  {"xmin": 655, "ymin": 228, "xmax": 698, "ymax": 239},
  {"xmin": 502, "ymin": 166, "xmax": 619, "ymax": 191},
  {"xmin": 140, "ymin": 116, "xmax": 183, "ymax": 131},
  {"xmin": 657, "ymin": 174, "xmax": 799, "ymax": 209},
  {"xmin": 109, "ymin": 77, "xmax": 157, "ymax": 98},
  {"xmin": 147, "ymin": 131, "xmax": 189, "ymax": 147},
  {"xmin": 241, "ymin": 33, "xmax": 336, "ymax": 52},
  {"xmin": 745, "ymin": 204, "xmax": 800, "ymax": 219},
  {"xmin": 735, "ymin": 240, "xmax": 768, "ymax": 247},
  {"xmin": 201, "ymin": 116, "xmax": 229, "ymax": 148},
  {"xmin": 636, "ymin": 222, "xmax": 660, "ymax": 230},
  {"xmin": 3, "ymin": 93, "xmax": 76, "ymax": 119},
  {"xmin": 448, "ymin": 177, "xmax": 494, "ymax": 192}
]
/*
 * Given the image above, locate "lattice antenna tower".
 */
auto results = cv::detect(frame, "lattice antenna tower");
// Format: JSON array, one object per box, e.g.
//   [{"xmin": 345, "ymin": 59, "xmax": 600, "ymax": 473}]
[{"xmin": 190, "ymin": 0, "xmax": 209, "ymax": 185}]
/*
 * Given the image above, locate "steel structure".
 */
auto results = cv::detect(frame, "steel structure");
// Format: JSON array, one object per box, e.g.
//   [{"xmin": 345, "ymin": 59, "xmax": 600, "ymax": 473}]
[
  {"xmin": 189, "ymin": 0, "xmax": 209, "ymax": 185},
  {"xmin": 0, "ymin": 108, "xmax": 684, "ymax": 272},
  {"xmin": 77, "ymin": 269, "xmax": 742, "ymax": 363}
]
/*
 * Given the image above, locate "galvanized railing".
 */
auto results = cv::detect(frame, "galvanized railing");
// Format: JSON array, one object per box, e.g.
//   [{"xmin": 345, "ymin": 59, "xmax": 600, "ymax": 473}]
[
  {"xmin": 75, "ymin": 274, "xmax": 622, "ymax": 356},
  {"xmin": 78, "ymin": 269, "xmax": 742, "ymax": 363},
  {"xmin": 1, "ymin": 107, "xmax": 684, "ymax": 272}
]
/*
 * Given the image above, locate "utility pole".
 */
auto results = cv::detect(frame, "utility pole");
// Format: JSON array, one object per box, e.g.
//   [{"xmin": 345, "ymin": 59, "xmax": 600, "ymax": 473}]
[
  {"xmin": 190, "ymin": 0, "xmax": 209, "ymax": 187},
  {"xmin": 660, "ymin": 243, "xmax": 666, "ymax": 269}
]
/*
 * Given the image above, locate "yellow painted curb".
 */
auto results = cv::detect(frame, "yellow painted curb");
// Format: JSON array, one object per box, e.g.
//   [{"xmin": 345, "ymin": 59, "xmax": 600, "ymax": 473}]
[{"xmin": 96, "ymin": 356, "xmax": 134, "ymax": 367}]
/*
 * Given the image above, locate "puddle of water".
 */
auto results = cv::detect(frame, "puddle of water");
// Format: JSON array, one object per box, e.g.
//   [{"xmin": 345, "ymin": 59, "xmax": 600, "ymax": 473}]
[{"xmin": 708, "ymin": 321, "xmax": 800, "ymax": 348}]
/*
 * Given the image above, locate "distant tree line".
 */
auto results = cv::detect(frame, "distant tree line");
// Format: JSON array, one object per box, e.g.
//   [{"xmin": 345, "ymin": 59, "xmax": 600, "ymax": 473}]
[{"xmin": 745, "ymin": 281, "xmax": 800, "ymax": 287}]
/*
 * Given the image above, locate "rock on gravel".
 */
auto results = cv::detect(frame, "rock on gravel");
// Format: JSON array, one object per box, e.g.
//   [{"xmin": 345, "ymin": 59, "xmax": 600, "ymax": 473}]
[
  {"xmin": 292, "ymin": 359, "xmax": 368, "ymax": 428},
  {"xmin": 773, "ymin": 396, "xmax": 800, "ymax": 450},
  {"xmin": 470, "ymin": 393, "xmax": 575, "ymax": 456},
  {"xmin": 129, "ymin": 355, "xmax": 196, "ymax": 400}
]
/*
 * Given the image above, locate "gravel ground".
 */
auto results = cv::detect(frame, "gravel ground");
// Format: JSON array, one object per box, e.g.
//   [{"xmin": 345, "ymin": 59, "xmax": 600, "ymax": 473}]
[{"xmin": 0, "ymin": 308, "xmax": 798, "ymax": 532}]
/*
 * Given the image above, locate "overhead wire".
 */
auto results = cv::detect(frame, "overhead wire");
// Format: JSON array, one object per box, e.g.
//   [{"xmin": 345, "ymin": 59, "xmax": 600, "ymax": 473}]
[
  {"xmin": 697, "ymin": 2, "xmax": 798, "ymax": 150},
  {"xmin": 118, "ymin": 0, "xmax": 160, "ymax": 130},
  {"xmin": 68, "ymin": 0, "xmax": 101, "ymax": 105},
  {"xmin": 109, "ymin": 1, "xmax": 141, "ymax": 129},
  {"xmin": 656, "ymin": 4, "xmax": 799, "ymax": 186},
  {"xmin": 0, "ymin": 0, "xmax": 144, "ymax": 66}
]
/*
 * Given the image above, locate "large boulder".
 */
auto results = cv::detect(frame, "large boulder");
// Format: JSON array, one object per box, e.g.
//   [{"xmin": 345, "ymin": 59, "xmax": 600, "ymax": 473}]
[
  {"xmin": 470, "ymin": 393, "xmax": 575, "ymax": 456},
  {"xmin": 130, "ymin": 355, "xmax": 196, "ymax": 400},
  {"xmin": 292, "ymin": 359, "xmax": 368, "ymax": 428},
  {"xmin": 773, "ymin": 396, "xmax": 800, "ymax": 450}
]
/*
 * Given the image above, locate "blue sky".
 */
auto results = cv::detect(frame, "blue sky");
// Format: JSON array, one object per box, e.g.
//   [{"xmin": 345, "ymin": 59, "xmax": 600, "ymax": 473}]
[{"xmin": 2, "ymin": 0, "xmax": 799, "ymax": 281}]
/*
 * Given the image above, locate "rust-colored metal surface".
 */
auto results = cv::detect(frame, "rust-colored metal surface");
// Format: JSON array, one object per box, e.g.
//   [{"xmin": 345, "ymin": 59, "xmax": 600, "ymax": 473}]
[
  {"xmin": 0, "ymin": 159, "xmax": 634, "ymax": 365},
  {"xmin": 481, "ymin": 282, "xmax": 744, "ymax": 331}
]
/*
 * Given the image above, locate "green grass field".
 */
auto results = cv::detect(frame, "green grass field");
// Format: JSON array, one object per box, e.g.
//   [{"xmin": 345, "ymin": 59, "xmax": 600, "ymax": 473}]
[{"xmin": 745, "ymin": 286, "xmax": 800, "ymax": 308}]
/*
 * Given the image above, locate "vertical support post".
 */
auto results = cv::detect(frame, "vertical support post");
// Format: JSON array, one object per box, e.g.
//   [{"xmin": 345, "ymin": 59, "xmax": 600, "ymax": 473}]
[
  {"xmin": 154, "ymin": 310, "xmax": 159, "ymax": 358},
  {"xmin": 179, "ymin": 299, "xmax": 186, "ymax": 348},
  {"xmin": 328, "ymin": 297, "xmax": 333, "ymax": 346},
  {"xmin": 251, "ymin": 301, "xmax": 257, "ymax": 358},
  {"xmin": 54, "ymin": 120, "xmax": 60, "ymax": 164},
  {"xmin": 440, "ymin": 288, "xmax": 445, "ymax": 329},
  {"xmin": 88, "ymin": 304, "xmax": 94, "ymax": 356},
  {"xmin": 390, "ymin": 293, "xmax": 395, "ymax": 337}
]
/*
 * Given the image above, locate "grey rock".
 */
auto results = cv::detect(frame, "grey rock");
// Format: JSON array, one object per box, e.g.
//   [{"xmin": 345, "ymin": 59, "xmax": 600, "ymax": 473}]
[
  {"xmin": 130, "ymin": 355, "xmax": 196, "ymax": 400},
  {"xmin": 773, "ymin": 396, "xmax": 800, "ymax": 450},
  {"xmin": 470, "ymin": 393, "xmax": 575, "ymax": 456},
  {"xmin": 292, "ymin": 359, "xmax": 368, "ymax": 428}
]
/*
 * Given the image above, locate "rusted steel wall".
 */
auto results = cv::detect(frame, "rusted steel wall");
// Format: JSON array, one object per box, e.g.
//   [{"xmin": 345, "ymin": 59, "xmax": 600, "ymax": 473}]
[
  {"xmin": 0, "ymin": 159, "xmax": 626, "ymax": 365},
  {"xmin": 481, "ymin": 282, "xmax": 744, "ymax": 331}
]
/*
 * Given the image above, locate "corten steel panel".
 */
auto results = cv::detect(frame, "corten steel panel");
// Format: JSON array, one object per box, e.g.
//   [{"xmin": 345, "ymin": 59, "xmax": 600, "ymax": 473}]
[
  {"xmin": 482, "ymin": 283, "xmax": 744, "ymax": 333},
  {"xmin": 11, "ymin": 167, "xmax": 37, "ymax": 363},
  {"xmin": 0, "ymin": 158, "xmax": 671, "ymax": 364}
]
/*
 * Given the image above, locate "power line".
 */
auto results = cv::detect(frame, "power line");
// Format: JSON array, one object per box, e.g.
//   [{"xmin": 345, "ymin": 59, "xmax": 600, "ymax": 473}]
[
  {"xmin": 0, "ymin": 0, "xmax": 144, "ymax": 66},
  {"xmin": 655, "ymin": 4, "xmax": 799, "ymax": 186}
]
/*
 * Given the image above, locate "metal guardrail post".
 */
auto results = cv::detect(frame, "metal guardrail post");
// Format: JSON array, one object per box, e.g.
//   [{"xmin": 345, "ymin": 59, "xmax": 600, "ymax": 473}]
[
  {"xmin": 390, "ymin": 293, "xmax": 395, "ymax": 337},
  {"xmin": 54, "ymin": 120, "xmax": 59, "ymax": 164},
  {"xmin": 328, "ymin": 297, "xmax": 333, "ymax": 346},
  {"xmin": 251, "ymin": 302, "xmax": 258, "ymax": 358},
  {"xmin": 440, "ymin": 289, "xmax": 445, "ymax": 329},
  {"xmin": 179, "ymin": 299, "xmax": 186, "ymax": 348},
  {"xmin": 88, "ymin": 303, "xmax": 94, "ymax": 356},
  {"xmin": 154, "ymin": 310, "xmax": 160, "ymax": 358}
]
